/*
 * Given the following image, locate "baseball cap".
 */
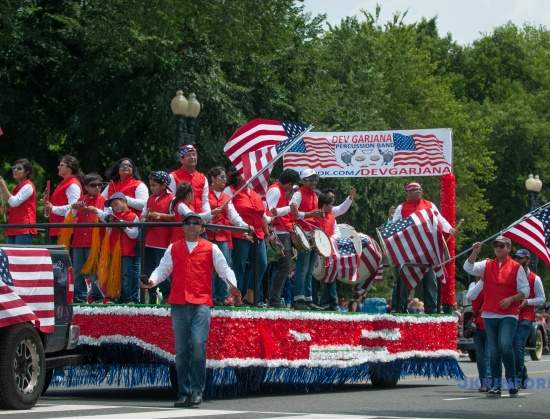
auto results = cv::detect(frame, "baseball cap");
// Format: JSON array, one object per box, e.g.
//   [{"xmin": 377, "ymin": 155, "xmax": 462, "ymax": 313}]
[
  {"xmin": 513, "ymin": 248, "xmax": 531, "ymax": 258},
  {"xmin": 493, "ymin": 235, "xmax": 511, "ymax": 246},
  {"xmin": 105, "ymin": 192, "xmax": 127, "ymax": 207},
  {"xmin": 182, "ymin": 212, "xmax": 203, "ymax": 224},
  {"xmin": 300, "ymin": 168, "xmax": 318, "ymax": 179},
  {"xmin": 405, "ymin": 182, "xmax": 422, "ymax": 191}
]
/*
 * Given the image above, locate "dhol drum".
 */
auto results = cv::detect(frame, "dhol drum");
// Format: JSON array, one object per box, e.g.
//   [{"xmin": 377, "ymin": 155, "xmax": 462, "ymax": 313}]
[
  {"xmin": 290, "ymin": 224, "xmax": 311, "ymax": 252},
  {"xmin": 312, "ymin": 229, "xmax": 332, "ymax": 257},
  {"xmin": 312, "ymin": 253, "xmax": 326, "ymax": 281}
]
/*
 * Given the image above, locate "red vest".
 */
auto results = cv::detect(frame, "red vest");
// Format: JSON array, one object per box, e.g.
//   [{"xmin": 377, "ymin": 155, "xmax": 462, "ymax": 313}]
[
  {"xmin": 208, "ymin": 190, "xmax": 231, "ymax": 243},
  {"xmin": 519, "ymin": 271, "xmax": 537, "ymax": 321},
  {"xmin": 268, "ymin": 183, "xmax": 292, "ymax": 232},
  {"xmin": 319, "ymin": 211, "xmax": 336, "ymax": 237},
  {"xmin": 400, "ymin": 198, "xmax": 432, "ymax": 218},
  {"xmin": 144, "ymin": 191, "xmax": 173, "ymax": 249},
  {"xmin": 481, "ymin": 257, "xmax": 521, "ymax": 316},
  {"xmin": 106, "ymin": 178, "xmax": 143, "ymax": 216},
  {"xmin": 232, "ymin": 188, "xmax": 265, "ymax": 240},
  {"xmin": 49, "ymin": 176, "xmax": 82, "ymax": 236},
  {"xmin": 296, "ymin": 186, "xmax": 319, "ymax": 231},
  {"xmin": 170, "ymin": 167, "xmax": 207, "ymax": 212},
  {"xmin": 168, "ymin": 239, "xmax": 214, "ymax": 306},
  {"xmin": 6, "ymin": 179, "xmax": 37, "ymax": 236},
  {"xmin": 109, "ymin": 210, "xmax": 137, "ymax": 257},
  {"xmin": 72, "ymin": 194, "xmax": 106, "ymax": 248},
  {"xmin": 471, "ymin": 289, "xmax": 485, "ymax": 330}
]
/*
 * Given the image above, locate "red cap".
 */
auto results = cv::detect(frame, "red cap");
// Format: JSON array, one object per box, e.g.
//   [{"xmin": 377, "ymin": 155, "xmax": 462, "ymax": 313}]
[{"xmin": 405, "ymin": 182, "xmax": 422, "ymax": 191}]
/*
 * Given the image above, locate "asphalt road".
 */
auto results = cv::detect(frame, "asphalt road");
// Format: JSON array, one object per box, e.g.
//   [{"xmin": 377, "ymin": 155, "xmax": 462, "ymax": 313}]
[{"xmin": 2, "ymin": 355, "xmax": 550, "ymax": 419}]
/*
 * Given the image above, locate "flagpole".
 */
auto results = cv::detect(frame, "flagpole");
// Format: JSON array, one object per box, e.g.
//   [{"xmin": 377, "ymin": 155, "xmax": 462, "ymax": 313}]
[
  {"xmin": 220, "ymin": 124, "xmax": 313, "ymax": 210},
  {"xmin": 436, "ymin": 200, "xmax": 550, "ymax": 267}
]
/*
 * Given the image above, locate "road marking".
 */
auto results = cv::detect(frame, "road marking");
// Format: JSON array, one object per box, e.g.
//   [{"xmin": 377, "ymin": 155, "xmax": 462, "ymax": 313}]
[
  {"xmin": 62, "ymin": 409, "xmax": 245, "ymax": 419},
  {"xmin": 0, "ymin": 404, "xmax": 120, "ymax": 415},
  {"xmin": 444, "ymin": 393, "xmax": 531, "ymax": 401}
]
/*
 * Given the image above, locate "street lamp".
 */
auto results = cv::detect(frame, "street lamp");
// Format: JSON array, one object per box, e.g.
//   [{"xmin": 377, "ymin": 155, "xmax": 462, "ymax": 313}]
[
  {"xmin": 170, "ymin": 90, "xmax": 201, "ymax": 147},
  {"xmin": 525, "ymin": 173, "xmax": 543, "ymax": 271}
]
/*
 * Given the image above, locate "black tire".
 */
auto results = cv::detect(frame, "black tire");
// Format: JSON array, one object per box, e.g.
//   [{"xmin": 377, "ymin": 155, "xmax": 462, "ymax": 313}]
[
  {"xmin": 370, "ymin": 366, "xmax": 399, "ymax": 388},
  {"xmin": 0, "ymin": 324, "xmax": 46, "ymax": 410},
  {"xmin": 530, "ymin": 328, "xmax": 544, "ymax": 361},
  {"xmin": 468, "ymin": 350, "xmax": 477, "ymax": 362},
  {"xmin": 42, "ymin": 369, "xmax": 53, "ymax": 396}
]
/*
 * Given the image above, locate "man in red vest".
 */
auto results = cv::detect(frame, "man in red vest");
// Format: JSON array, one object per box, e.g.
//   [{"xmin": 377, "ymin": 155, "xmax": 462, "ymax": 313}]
[
  {"xmin": 512, "ymin": 248, "xmax": 545, "ymax": 389},
  {"xmin": 391, "ymin": 182, "xmax": 456, "ymax": 313},
  {"xmin": 169, "ymin": 145, "xmax": 210, "ymax": 214},
  {"xmin": 266, "ymin": 168, "xmax": 300, "ymax": 308},
  {"xmin": 464, "ymin": 236, "xmax": 529, "ymax": 397},
  {"xmin": 145, "ymin": 213, "xmax": 240, "ymax": 408}
]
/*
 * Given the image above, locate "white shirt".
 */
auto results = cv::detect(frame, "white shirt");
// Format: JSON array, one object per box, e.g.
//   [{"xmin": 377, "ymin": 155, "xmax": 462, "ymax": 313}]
[
  {"xmin": 464, "ymin": 259, "xmax": 530, "ymax": 319},
  {"xmin": 266, "ymin": 186, "xmax": 291, "ymax": 234},
  {"xmin": 148, "ymin": 241, "xmax": 237, "ymax": 288},
  {"xmin": 7, "ymin": 183, "xmax": 33, "ymax": 207},
  {"xmin": 331, "ymin": 197, "xmax": 353, "ymax": 238},
  {"xmin": 393, "ymin": 201, "xmax": 453, "ymax": 233},
  {"xmin": 101, "ymin": 182, "xmax": 149, "ymax": 212},
  {"xmin": 212, "ymin": 190, "xmax": 247, "ymax": 227},
  {"xmin": 290, "ymin": 190, "xmax": 308, "ymax": 219},
  {"xmin": 176, "ymin": 202, "xmax": 211, "ymax": 222},
  {"xmin": 526, "ymin": 273, "xmax": 546, "ymax": 306},
  {"xmin": 168, "ymin": 174, "xmax": 211, "ymax": 214},
  {"xmin": 52, "ymin": 183, "xmax": 82, "ymax": 216}
]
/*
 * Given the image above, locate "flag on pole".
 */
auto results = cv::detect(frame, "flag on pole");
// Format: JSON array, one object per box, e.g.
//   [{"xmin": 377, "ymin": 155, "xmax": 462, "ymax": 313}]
[
  {"xmin": 503, "ymin": 206, "xmax": 550, "ymax": 267},
  {"xmin": 360, "ymin": 235, "xmax": 384, "ymax": 283},
  {"xmin": 378, "ymin": 208, "xmax": 447, "ymax": 289},
  {"xmin": 0, "ymin": 248, "xmax": 55, "ymax": 333},
  {"xmin": 223, "ymin": 118, "xmax": 309, "ymax": 195}
]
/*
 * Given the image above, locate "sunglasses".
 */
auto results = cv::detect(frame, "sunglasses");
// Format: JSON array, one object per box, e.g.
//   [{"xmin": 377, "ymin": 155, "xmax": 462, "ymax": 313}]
[
  {"xmin": 218, "ymin": 175, "xmax": 227, "ymax": 180},
  {"xmin": 407, "ymin": 188, "xmax": 423, "ymax": 192},
  {"xmin": 87, "ymin": 182, "xmax": 103, "ymax": 188},
  {"xmin": 492, "ymin": 243, "xmax": 506, "ymax": 249},
  {"xmin": 12, "ymin": 165, "xmax": 24, "ymax": 171},
  {"xmin": 120, "ymin": 163, "xmax": 133, "ymax": 168},
  {"xmin": 183, "ymin": 220, "xmax": 202, "ymax": 226}
]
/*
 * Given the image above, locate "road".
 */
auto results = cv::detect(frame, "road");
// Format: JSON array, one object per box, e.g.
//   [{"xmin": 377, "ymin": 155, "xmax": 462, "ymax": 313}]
[{"xmin": 2, "ymin": 355, "xmax": 550, "ymax": 418}]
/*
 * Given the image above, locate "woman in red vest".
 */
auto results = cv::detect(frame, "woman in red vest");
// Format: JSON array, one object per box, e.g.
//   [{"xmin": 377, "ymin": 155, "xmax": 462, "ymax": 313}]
[
  {"xmin": 144, "ymin": 213, "xmax": 240, "ymax": 407},
  {"xmin": 0, "ymin": 158, "xmax": 37, "ymax": 244},
  {"xmin": 71, "ymin": 173, "xmax": 106, "ymax": 303},
  {"xmin": 141, "ymin": 171, "xmax": 174, "ymax": 304},
  {"xmin": 102, "ymin": 157, "xmax": 149, "ymax": 216},
  {"xmin": 465, "ymin": 236, "xmax": 530, "ymax": 397},
  {"xmin": 512, "ymin": 249, "xmax": 545, "ymax": 389},
  {"xmin": 207, "ymin": 166, "xmax": 249, "ymax": 305},
  {"xmin": 226, "ymin": 166, "xmax": 268, "ymax": 305},
  {"xmin": 44, "ymin": 155, "xmax": 83, "ymax": 244}
]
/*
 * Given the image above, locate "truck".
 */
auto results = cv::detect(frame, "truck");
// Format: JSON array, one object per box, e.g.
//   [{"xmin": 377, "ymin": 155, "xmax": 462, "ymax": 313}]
[{"xmin": 0, "ymin": 245, "xmax": 81, "ymax": 410}]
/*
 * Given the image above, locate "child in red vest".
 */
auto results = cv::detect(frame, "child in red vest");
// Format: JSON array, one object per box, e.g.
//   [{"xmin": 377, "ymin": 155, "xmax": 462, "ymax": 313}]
[
  {"xmin": 71, "ymin": 173, "xmax": 106, "ymax": 303},
  {"xmin": 141, "ymin": 171, "xmax": 174, "ymax": 304},
  {"xmin": 0, "ymin": 158, "xmax": 37, "ymax": 245},
  {"xmin": 101, "ymin": 192, "xmax": 139, "ymax": 303}
]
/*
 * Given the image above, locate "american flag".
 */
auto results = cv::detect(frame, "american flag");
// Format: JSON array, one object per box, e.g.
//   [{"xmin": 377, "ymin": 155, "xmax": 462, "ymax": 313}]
[
  {"xmin": 360, "ymin": 235, "xmax": 384, "ymax": 283},
  {"xmin": 503, "ymin": 206, "xmax": 550, "ymax": 267},
  {"xmin": 283, "ymin": 136, "xmax": 342, "ymax": 170},
  {"xmin": 324, "ymin": 237, "xmax": 362, "ymax": 283},
  {"xmin": 224, "ymin": 119, "xmax": 309, "ymax": 195},
  {"xmin": 378, "ymin": 208, "xmax": 447, "ymax": 289},
  {"xmin": 393, "ymin": 133, "xmax": 449, "ymax": 167},
  {"xmin": 0, "ymin": 248, "xmax": 55, "ymax": 333}
]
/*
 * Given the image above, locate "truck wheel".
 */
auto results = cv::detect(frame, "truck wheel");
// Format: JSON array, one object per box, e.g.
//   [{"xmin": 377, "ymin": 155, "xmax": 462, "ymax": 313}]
[
  {"xmin": 0, "ymin": 324, "xmax": 46, "ymax": 410},
  {"xmin": 42, "ymin": 370, "xmax": 53, "ymax": 396},
  {"xmin": 370, "ymin": 366, "xmax": 399, "ymax": 388},
  {"xmin": 468, "ymin": 350, "xmax": 477, "ymax": 362},
  {"xmin": 530, "ymin": 328, "xmax": 543, "ymax": 361}
]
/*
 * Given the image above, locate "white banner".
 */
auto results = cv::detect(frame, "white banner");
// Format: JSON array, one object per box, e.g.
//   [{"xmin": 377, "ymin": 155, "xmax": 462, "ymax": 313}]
[{"xmin": 283, "ymin": 128, "xmax": 452, "ymax": 177}]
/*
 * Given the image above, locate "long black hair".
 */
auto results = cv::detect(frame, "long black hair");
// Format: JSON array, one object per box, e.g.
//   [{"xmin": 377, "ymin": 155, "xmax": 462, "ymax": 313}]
[
  {"xmin": 170, "ymin": 182, "xmax": 193, "ymax": 213},
  {"xmin": 105, "ymin": 157, "xmax": 141, "ymax": 182}
]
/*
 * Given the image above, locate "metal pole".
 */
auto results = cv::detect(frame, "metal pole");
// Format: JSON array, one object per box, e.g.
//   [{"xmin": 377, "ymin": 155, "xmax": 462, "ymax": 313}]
[{"xmin": 176, "ymin": 115, "xmax": 185, "ymax": 147}]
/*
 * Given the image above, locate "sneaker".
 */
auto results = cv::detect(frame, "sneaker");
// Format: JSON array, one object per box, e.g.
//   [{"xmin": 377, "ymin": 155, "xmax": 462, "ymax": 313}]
[
  {"xmin": 508, "ymin": 388, "xmax": 519, "ymax": 397},
  {"xmin": 487, "ymin": 388, "xmax": 501, "ymax": 397},
  {"xmin": 293, "ymin": 300, "xmax": 310, "ymax": 310}
]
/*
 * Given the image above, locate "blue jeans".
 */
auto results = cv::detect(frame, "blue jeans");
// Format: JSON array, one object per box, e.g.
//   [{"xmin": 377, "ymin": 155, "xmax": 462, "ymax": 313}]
[
  {"xmin": 320, "ymin": 281, "xmax": 338, "ymax": 307},
  {"xmin": 120, "ymin": 256, "xmax": 139, "ymax": 303},
  {"xmin": 293, "ymin": 250, "xmax": 315, "ymax": 301},
  {"xmin": 6, "ymin": 234, "xmax": 33, "ymax": 245},
  {"xmin": 514, "ymin": 319, "xmax": 532, "ymax": 383},
  {"xmin": 231, "ymin": 238, "xmax": 267, "ymax": 298},
  {"xmin": 72, "ymin": 247, "xmax": 103, "ymax": 302},
  {"xmin": 484, "ymin": 316, "xmax": 518, "ymax": 389},
  {"xmin": 143, "ymin": 247, "xmax": 170, "ymax": 304},
  {"xmin": 212, "ymin": 241, "xmax": 231, "ymax": 303},
  {"xmin": 473, "ymin": 329, "xmax": 491, "ymax": 388},
  {"xmin": 171, "ymin": 304, "xmax": 211, "ymax": 398}
]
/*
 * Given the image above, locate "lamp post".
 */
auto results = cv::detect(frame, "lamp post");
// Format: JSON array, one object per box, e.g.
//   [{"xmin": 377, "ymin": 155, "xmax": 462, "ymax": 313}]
[
  {"xmin": 170, "ymin": 90, "xmax": 201, "ymax": 147},
  {"xmin": 525, "ymin": 173, "xmax": 543, "ymax": 271}
]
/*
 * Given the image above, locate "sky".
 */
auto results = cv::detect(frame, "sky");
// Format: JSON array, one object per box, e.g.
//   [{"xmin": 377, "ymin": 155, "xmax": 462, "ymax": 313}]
[{"xmin": 302, "ymin": 0, "xmax": 550, "ymax": 45}]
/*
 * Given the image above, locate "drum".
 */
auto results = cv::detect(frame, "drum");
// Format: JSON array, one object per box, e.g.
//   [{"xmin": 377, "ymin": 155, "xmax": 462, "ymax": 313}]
[
  {"xmin": 336, "ymin": 233, "xmax": 384, "ymax": 285},
  {"xmin": 290, "ymin": 224, "xmax": 311, "ymax": 252},
  {"xmin": 313, "ymin": 229, "xmax": 332, "ymax": 257},
  {"xmin": 337, "ymin": 223, "xmax": 362, "ymax": 254},
  {"xmin": 312, "ymin": 253, "xmax": 326, "ymax": 281}
]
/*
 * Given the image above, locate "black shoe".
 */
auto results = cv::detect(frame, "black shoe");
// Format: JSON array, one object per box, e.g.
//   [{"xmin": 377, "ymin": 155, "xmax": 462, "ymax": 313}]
[
  {"xmin": 305, "ymin": 301, "xmax": 323, "ymax": 311},
  {"xmin": 509, "ymin": 388, "xmax": 519, "ymax": 397},
  {"xmin": 487, "ymin": 388, "xmax": 501, "ymax": 397},
  {"xmin": 478, "ymin": 386, "xmax": 489, "ymax": 392},
  {"xmin": 268, "ymin": 301, "xmax": 283, "ymax": 309},
  {"xmin": 189, "ymin": 392, "xmax": 202, "ymax": 407},
  {"xmin": 293, "ymin": 300, "xmax": 309, "ymax": 310},
  {"xmin": 173, "ymin": 396, "xmax": 190, "ymax": 408}
]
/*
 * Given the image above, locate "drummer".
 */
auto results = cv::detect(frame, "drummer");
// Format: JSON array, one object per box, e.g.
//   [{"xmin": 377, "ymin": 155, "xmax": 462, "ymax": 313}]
[
  {"xmin": 266, "ymin": 169, "xmax": 301, "ymax": 308},
  {"xmin": 392, "ymin": 182, "xmax": 456, "ymax": 313},
  {"xmin": 318, "ymin": 187, "xmax": 357, "ymax": 311},
  {"xmin": 290, "ymin": 169, "xmax": 324, "ymax": 310}
]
